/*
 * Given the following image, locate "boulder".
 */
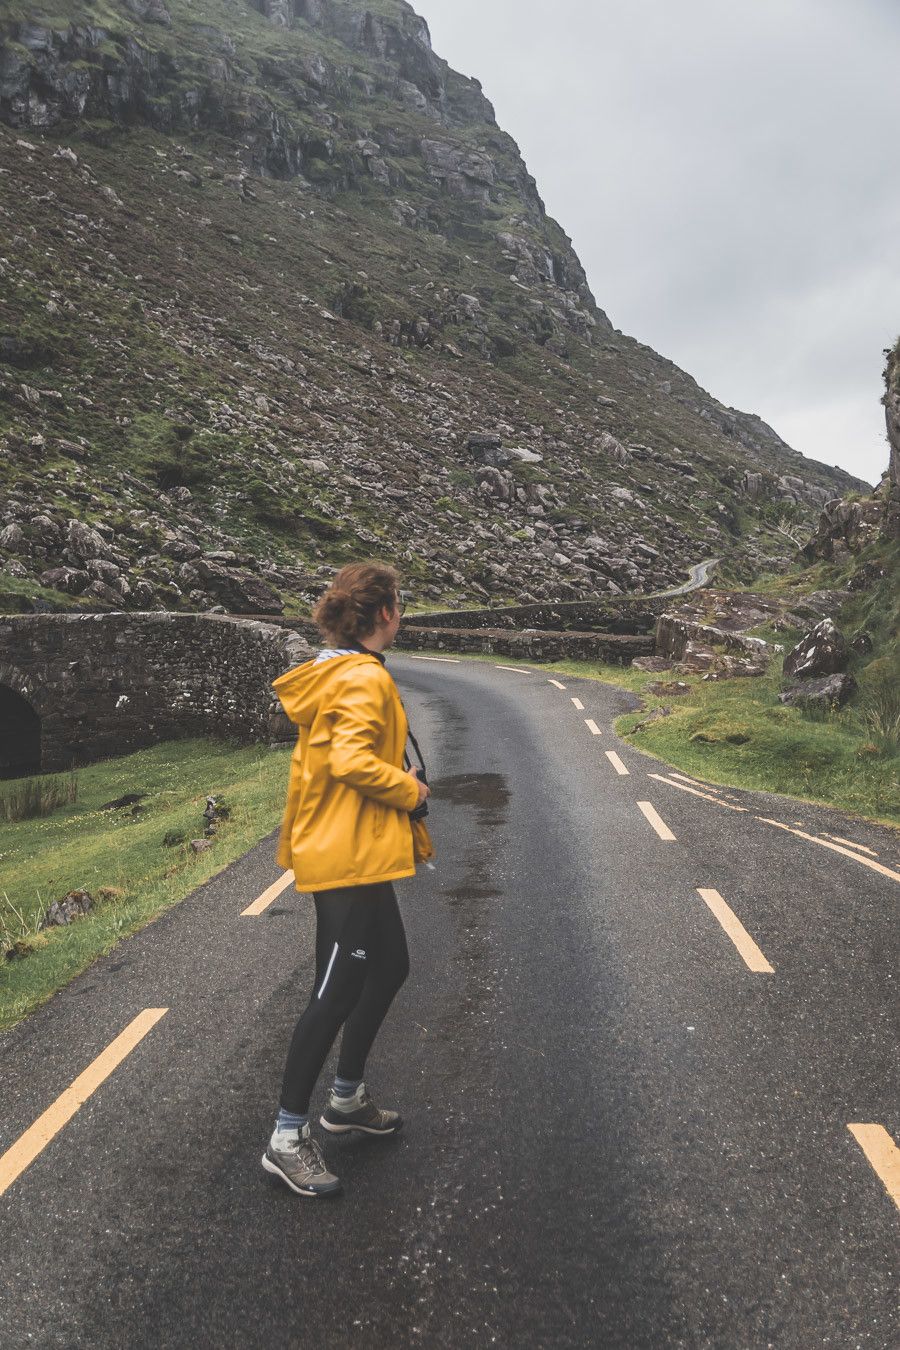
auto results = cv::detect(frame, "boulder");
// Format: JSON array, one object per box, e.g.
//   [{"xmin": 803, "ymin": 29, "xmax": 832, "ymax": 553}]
[
  {"xmin": 161, "ymin": 536, "xmax": 202, "ymax": 562},
  {"xmin": 40, "ymin": 566, "xmax": 89, "ymax": 594},
  {"xmin": 186, "ymin": 562, "xmax": 283, "ymax": 614},
  {"xmin": 632, "ymin": 656, "xmax": 676, "ymax": 673},
  {"xmin": 86, "ymin": 558, "xmax": 121, "ymax": 584},
  {"xmin": 779, "ymin": 673, "xmax": 857, "ymax": 711},
  {"xmin": 29, "ymin": 514, "xmax": 60, "ymax": 549},
  {"xmin": 42, "ymin": 889, "xmax": 92, "ymax": 927},
  {"xmin": 741, "ymin": 470, "xmax": 767, "ymax": 501},
  {"xmin": 0, "ymin": 523, "xmax": 26, "ymax": 551},
  {"xmin": 64, "ymin": 518, "xmax": 109, "ymax": 564},
  {"xmin": 123, "ymin": 0, "xmax": 172, "ymax": 24},
  {"xmin": 598, "ymin": 431, "xmax": 629, "ymax": 466},
  {"xmin": 132, "ymin": 580, "xmax": 155, "ymax": 606},
  {"xmin": 782, "ymin": 618, "xmax": 849, "ymax": 679},
  {"xmin": 85, "ymin": 579, "xmax": 124, "ymax": 606}
]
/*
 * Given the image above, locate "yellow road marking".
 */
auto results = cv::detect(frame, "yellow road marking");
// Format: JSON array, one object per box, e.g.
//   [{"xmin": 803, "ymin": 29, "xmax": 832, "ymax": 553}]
[
  {"xmin": 757, "ymin": 818, "xmax": 900, "ymax": 884},
  {"xmin": 825, "ymin": 834, "xmax": 878, "ymax": 857},
  {"xmin": 0, "ymin": 1008, "xmax": 168, "ymax": 1198},
  {"xmin": 669, "ymin": 770, "xmax": 713, "ymax": 789},
  {"xmin": 696, "ymin": 889, "xmax": 774, "ymax": 973},
  {"xmin": 637, "ymin": 801, "xmax": 676, "ymax": 841},
  {"xmin": 242, "ymin": 870, "xmax": 295, "ymax": 916},
  {"xmin": 847, "ymin": 1124, "xmax": 900, "ymax": 1210},
  {"xmin": 666, "ymin": 771, "xmax": 742, "ymax": 803},
  {"xmin": 571, "ymin": 697, "xmax": 584, "ymax": 711},
  {"xmin": 407, "ymin": 654, "xmax": 460, "ymax": 663},
  {"xmin": 585, "ymin": 719, "xmax": 602, "ymax": 736},
  {"xmin": 649, "ymin": 773, "xmax": 749, "ymax": 813},
  {"xmin": 496, "ymin": 664, "xmax": 532, "ymax": 675},
  {"xmin": 605, "ymin": 750, "xmax": 629, "ymax": 776},
  {"xmin": 548, "ymin": 679, "xmax": 567, "ymax": 690}
]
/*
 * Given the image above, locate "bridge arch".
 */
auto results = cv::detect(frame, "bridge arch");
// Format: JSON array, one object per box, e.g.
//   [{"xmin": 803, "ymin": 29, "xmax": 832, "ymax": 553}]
[{"xmin": 0, "ymin": 683, "xmax": 42, "ymax": 780}]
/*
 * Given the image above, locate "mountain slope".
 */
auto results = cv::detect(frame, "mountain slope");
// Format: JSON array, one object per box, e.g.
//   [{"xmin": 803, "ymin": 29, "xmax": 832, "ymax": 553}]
[{"xmin": 0, "ymin": 0, "xmax": 866, "ymax": 614}]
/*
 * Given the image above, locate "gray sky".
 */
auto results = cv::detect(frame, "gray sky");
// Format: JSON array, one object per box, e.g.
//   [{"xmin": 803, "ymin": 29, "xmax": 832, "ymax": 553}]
[{"xmin": 415, "ymin": 0, "xmax": 900, "ymax": 486}]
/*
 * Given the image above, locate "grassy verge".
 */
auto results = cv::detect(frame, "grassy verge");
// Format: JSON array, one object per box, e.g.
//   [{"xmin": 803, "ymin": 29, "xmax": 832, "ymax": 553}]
[
  {"xmin": 416, "ymin": 650, "xmax": 900, "ymax": 827},
  {"xmin": 0, "ymin": 738, "xmax": 291, "ymax": 1031}
]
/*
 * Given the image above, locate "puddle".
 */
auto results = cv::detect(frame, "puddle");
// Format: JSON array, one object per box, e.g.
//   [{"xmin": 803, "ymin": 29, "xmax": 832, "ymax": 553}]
[{"xmin": 431, "ymin": 771, "xmax": 509, "ymax": 819}]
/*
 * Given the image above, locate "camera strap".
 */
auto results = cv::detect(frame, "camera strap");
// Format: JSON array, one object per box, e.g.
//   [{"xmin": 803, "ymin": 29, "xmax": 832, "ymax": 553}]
[{"xmin": 403, "ymin": 724, "xmax": 427, "ymax": 776}]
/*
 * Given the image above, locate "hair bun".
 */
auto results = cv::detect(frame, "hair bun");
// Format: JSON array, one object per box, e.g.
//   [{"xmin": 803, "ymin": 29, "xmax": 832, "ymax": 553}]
[{"xmin": 311, "ymin": 561, "xmax": 401, "ymax": 644}]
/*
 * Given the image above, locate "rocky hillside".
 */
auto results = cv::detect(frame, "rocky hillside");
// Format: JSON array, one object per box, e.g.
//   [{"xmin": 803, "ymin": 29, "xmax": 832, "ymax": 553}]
[{"xmin": 0, "ymin": 0, "xmax": 866, "ymax": 615}]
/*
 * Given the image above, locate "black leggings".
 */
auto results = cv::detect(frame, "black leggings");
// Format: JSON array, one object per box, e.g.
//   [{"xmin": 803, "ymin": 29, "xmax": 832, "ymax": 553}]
[{"xmin": 279, "ymin": 881, "xmax": 410, "ymax": 1115}]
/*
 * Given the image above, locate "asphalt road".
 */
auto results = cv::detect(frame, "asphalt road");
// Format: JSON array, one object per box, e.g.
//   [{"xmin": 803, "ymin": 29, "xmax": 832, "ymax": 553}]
[
  {"xmin": 1, "ymin": 655, "xmax": 897, "ymax": 1349},
  {"xmin": 652, "ymin": 558, "xmax": 719, "ymax": 598}
]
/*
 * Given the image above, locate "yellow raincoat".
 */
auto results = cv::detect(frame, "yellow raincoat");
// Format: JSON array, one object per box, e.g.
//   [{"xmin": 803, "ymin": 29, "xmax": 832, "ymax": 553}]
[{"xmin": 273, "ymin": 652, "xmax": 435, "ymax": 892}]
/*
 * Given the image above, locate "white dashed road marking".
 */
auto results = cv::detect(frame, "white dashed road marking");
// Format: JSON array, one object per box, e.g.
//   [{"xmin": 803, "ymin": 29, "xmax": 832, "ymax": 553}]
[
  {"xmin": 637, "ymin": 801, "xmax": 676, "ymax": 841},
  {"xmin": 548, "ymin": 679, "xmax": 567, "ymax": 690},
  {"xmin": 605, "ymin": 751, "xmax": 629, "ymax": 776},
  {"xmin": 571, "ymin": 697, "xmax": 584, "ymax": 711},
  {"xmin": 585, "ymin": 719, "xmax": 602, "ymax": 736},
  {"xmin": 496, "ymin": 665, "xmax": 533, "ymax": 675},
  {"xmin": 696, "ymin": 889, "xmax": 774, "ymax": 973},
  {"xmin": 407, "ymin": 654, "xmax": 461, "ymax": 663}
]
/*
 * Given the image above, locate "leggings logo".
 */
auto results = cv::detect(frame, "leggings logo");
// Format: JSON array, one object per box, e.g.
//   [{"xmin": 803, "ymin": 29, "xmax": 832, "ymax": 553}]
[{"xmin": 351, "ymin": 948, "xmax": 367, "ymax": 960}]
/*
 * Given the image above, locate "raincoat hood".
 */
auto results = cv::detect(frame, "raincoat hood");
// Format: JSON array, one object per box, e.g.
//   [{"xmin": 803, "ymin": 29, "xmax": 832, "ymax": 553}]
[{"xmin": 273, "ymin": 652, "xmax": 378, "ymax": 732}]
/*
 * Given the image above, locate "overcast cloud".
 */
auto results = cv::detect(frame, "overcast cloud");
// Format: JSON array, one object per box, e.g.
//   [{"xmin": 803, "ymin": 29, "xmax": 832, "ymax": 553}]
[{"xmin": 414, "ymin": 0, "xmax": 900, "ymax": 485}]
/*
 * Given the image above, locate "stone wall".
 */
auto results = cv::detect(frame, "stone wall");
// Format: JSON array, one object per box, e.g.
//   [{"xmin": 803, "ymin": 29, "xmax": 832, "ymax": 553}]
[
  {"xmin": 0, "ymin": 613, "xmax": 312, "ymax": 774},
  {"xmin": 254, "ymin": 615, "xmax": 652, "ymax": 664},
  {"xmin": 396, "ymin": 624, "xmax": 653, "ymax": 664},
  {"xmin": 403, "ymin": 597, "xmax": 669, "ymax": 634}
]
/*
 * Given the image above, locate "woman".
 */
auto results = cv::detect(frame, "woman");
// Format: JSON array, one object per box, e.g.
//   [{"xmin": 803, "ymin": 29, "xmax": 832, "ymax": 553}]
[{"xmin": 263, "ymin": 562, "xmax": 433, "ymax": 1198}]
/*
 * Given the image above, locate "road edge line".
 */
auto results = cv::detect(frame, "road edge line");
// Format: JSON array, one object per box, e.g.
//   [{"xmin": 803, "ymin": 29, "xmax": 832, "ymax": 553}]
[{"xmin": 0, "ymin": 1008, "xmax": 169, "ymax": 1198}]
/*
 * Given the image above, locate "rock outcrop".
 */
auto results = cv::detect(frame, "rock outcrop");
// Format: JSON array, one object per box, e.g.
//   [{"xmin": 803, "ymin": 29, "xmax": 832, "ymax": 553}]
[
  {"xmin": 782, "ymin": 618, "xmax": 849, "ymax": 680},
  {"xmin": 883, "ymin": 338, "xmax": 900, "ymax": 540},
  {"xmin": 779, "ymin": 672, "xmax": 856, "ymax": 711}
]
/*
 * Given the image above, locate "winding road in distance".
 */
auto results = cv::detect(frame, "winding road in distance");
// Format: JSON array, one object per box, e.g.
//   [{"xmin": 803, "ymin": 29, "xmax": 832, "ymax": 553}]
[
  {"xmin": 651, "ymin": 556, "xmax": 719, "ymax": 597},
  {"xmin": 1, "ymin": 654, "xmax": 897, "ymax": 1348}
]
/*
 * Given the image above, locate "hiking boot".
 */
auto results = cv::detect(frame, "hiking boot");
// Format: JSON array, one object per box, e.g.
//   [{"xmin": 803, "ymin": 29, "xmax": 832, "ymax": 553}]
[
  {"xmin": 261, "ymin": 1122, "xmax": 342, "ymax": 1196},
  {"xmin": 320, "ymin": 1083, "xmax": 403, "ymax": 1137}
]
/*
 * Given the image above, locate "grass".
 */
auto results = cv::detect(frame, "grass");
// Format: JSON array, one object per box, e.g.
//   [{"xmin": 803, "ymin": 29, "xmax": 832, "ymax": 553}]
[
  {"xmin": 615, "ymin": 667, "xmax": 899, "ymax": 826},
  {"xmin": 0, "ymin": 737, "xmax": 292, "ymax": 1031},
  {"xmin": 416, "ymin": 650, "xmax": 900, "ymax": 827},
  {"xmin": 0, "ymin": 771, "xmax": 78, "ymax": 822}
]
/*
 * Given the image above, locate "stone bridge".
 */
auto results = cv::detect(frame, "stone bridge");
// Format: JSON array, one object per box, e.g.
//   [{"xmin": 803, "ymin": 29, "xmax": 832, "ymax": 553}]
[{"xmin": 0, "ymin": 613, "xmax": 312, "ymax": 779}]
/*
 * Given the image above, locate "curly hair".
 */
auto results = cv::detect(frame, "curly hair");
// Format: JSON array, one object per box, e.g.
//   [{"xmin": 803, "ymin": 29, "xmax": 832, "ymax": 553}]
[{"xmin": 312, "ymin": 562, "xmax": 402, "ymax": 644}]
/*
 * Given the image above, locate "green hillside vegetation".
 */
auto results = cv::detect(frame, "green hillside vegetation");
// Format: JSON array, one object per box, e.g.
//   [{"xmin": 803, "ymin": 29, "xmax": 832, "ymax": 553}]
[{"xmin": 0, "ymin": 0, "xmax": 866, "ymax": 617}]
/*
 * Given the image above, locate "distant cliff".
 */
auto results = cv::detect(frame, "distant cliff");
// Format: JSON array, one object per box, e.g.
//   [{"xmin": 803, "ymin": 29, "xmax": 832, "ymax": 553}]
[{"xmin": 0, "ymin": 0, "xmax": 867, "ymax": 615}]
